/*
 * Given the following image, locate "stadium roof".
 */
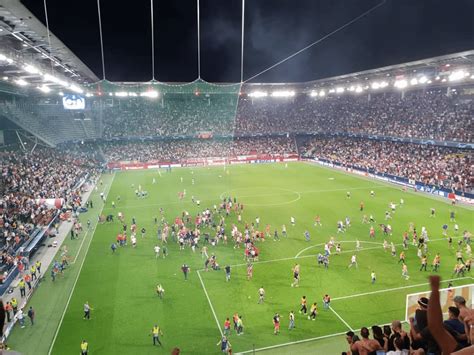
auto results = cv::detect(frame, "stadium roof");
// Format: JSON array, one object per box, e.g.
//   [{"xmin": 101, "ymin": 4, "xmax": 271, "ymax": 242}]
[{"xmin": 0, "ymin": 0, "xmax": 99, "ymax": 87}]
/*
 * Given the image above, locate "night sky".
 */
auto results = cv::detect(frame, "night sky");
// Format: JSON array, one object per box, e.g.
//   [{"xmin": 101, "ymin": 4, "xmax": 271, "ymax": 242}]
[{"xmin": 21, "ymin": 0, "xmax": 474, "ymax": 83}]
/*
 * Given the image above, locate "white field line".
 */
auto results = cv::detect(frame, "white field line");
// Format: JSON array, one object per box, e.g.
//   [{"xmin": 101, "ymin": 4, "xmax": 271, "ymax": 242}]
[
  {"xmin": 198, "ymin": 244, "xmax": 383, "ymax": 272},
  {"xmin": 329, "ymin": 306, "xmax": 354, "ymax": 331},
  {"xmin": 102, "ymin": 185, "xmax": 388, "ymax": 211},
  {"xmin": 48, "ymin": 174, "xmax": 115, "ymax": 355},
  {"xmin": 295, "ymin": 240, "xmax": 386, "ymax": 258},
  {"xmin": 235, "ymin": 330, "xmax": 349, "ymax": 354},
  {"xmin": 197, "ymin": 270, "xmax": 223, "ymax": 337},
  {"xmin": 71, "ymin": 230, "xmax": 89, "ymax": 264},
  {"xmin": 332, "ymin": 276, "xmax": 474, "ymax": 301}
]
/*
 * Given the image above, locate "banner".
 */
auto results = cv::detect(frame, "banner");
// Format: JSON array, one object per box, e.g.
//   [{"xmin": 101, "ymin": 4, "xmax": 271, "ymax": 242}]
[{"xmin": 35, "ymin": 198, "xmax": 64, "ymax": 209}]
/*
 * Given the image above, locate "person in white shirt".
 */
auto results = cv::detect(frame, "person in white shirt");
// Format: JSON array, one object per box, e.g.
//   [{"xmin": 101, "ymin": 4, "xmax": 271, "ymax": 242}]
[
  {"xmin": 348, "ymin": 255, "xmax": 358, "ymax": 268},
  {"xmin": 154, "ymin": 245, "xmax": 160, "ymax": 258}
]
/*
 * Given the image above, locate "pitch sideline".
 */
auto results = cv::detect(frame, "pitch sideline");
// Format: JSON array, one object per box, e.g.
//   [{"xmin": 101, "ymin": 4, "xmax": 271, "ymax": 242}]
[{"xmin": 48, "ymin": 173, "xmax": 115, "ymax": 355}]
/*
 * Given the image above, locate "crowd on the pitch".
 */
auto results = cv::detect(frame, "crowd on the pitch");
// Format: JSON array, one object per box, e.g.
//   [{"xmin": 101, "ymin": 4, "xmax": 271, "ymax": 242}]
[
  {"xmin": 300, "ymin": 137, "xmax": 473, "ymax": 193},
  {"xmin": 100, "ymin": 88, "xmax": 473, "ymax": 143},
  {"xmin": 102, "ymin": 137, "xmax": 297, "ymax": 162}
]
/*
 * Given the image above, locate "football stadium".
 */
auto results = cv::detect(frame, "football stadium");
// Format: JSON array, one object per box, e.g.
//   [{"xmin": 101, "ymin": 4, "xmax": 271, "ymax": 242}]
[{"xmin": 0, "ymin": 0, "xmax": 473, "ymax": 354}]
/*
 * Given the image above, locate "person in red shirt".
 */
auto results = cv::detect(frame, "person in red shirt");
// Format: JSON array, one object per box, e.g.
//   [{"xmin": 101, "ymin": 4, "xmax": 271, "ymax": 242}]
[
  {"xmin": 223, "ymin": 318, "xmax": 231, "ymax": 335},
  {"xmin": 273, "ymin": 314, "xmax": 280, "ymax": 335}
]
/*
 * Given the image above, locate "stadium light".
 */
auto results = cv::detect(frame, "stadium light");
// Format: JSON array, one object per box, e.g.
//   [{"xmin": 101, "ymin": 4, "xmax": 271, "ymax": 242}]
[
  {"xmin": 435, "ymin": 76, "xmax": 440, "ymax": 80},
  {"xmin": 85, "ymin": 93, "xmax": 93, "ymax": 97},
  {"xmin": 2, "ymin": 76, "xmax": 7, "ymax": 81},
  {"xmin": 410, "ymin": 78, "xmax": 418, "ymax": 86},
  {"xmin": 380, "ymin": 81, "xmax": 388, "ymax": 88},
  {"xmin": 14, "ymin": 79, "xmax": 28, "ymax": 86},
  {"xmin": 448, "ymin": 70, "xmax": 465, "ymax": 81},
  {"xmin": 23, "ymin": 65, "xmax": 41, "ymax": 75},
  {"xmin": 140, "ymin": 91, "xmax": 159, "ymax": 98},
  {"xmin": 309, "ymin": 91, "xmax": 318, "ymax": 97},
  {"xmin": 336, "ymin": 87, "xmax": 344, "ymax": 93},
  {"xmin": 419, "ymin": 76, "xmax": 428, "ymax": 84},
  {"xmin": 319, "ymin": 90, "xmax": 326, "ymax": 97},
  {"xmin": 355, "ymin": 86, "xmax": 363, "ymax": 93},
  {"xmin": 371, "ymin": 82, "xmax": 380, "ymax": 89},
  {"xmin": 58, "ymin": 91, "xmax": 64, "ymax": 96},
  {"xmin": 69, "ymin": 85, "xmax": 84, "ymax": 94},
  {"xmin": 394, "ymin": 79, "xmax": 408, "ymax": 89},
  {"xmin": 115, "ymin": 92, "xmax": 128, "ymax": 97},
  {"xmin": 249, "ymin": 91, "xmax": 268, "ymax": 98},
  {"xmin": 271, "ymin": 90, "xmax": 295, "ymax": 97},
  {"xmin": 37, "ymin": 85, "xmax": 51, "ymax": 93},
  {"xmin": 128, "ymin": 92, "xmax": 138, "ymax": 97},
  {"xmin": 427, "ymin": 80, "xmax": 432, "ymax": 84},
  {"xmin": 328, "ymin": 89, "xmax": 335, "ymax": 94},
  {"xmin": 471, "ymin": 74, "xmax": 474, "ymax": 79},
  {"xmin": 0, "ymin": 54, "xmax": 14, "ymax": 64},
  {"xmin": 43, "ymin": 73, "xmax": 68, "ymax": 87}
]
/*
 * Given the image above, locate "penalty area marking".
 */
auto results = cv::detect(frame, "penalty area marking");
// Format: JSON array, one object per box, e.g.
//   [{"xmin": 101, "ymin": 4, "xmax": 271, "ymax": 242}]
[
  {"xmin": 48, "ymin": 174, "xmax": 115, "ymax": 355},
  {"xmin": 197, "ymin": 270, "xmax": 224, "ymax": 337},
  {"xmin": 331, "ymin": 276, "xmax": 474, "ymax": 302},
  {"xmin": 329, "ymin": 306, "xmax": 354, "ymax": 331}
]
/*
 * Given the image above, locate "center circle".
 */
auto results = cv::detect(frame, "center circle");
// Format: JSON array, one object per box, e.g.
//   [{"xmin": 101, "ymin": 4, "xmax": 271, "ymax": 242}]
[{"xmin": 219, "ymin": 187, "xmax": 301, "ymax": 206}]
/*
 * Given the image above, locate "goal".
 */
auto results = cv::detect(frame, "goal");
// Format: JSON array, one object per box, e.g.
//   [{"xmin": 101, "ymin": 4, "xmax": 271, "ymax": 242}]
[{"xmin": 405, "ymin": 283, "xmax": 474, "ymax": 321}]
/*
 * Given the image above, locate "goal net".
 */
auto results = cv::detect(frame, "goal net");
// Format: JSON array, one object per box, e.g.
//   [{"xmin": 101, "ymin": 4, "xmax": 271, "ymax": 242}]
[{"xmin": 405, "ymin": 283, "xmax": 474, "ymax": 321}]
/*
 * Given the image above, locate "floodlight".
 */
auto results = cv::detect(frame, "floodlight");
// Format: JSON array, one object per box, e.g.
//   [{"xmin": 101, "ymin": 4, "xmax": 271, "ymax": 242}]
[
  {"xmin": 271, "ymin": 90, "xmax": 295, "ymax": 97},
  {"xmin": 328, "ymin": 89, "xmax": 335, "ymax": 93},
  {"xmin": 379, "ymin": 81, "xmax": 388, "ymax": 88},
  {"xmin": 418, "ymin": 76, "xmax": 428, "ymax": 84},
  {"xmin": 319, "ymin": 90, "xmax": 326, "ymax": 97},
  {"xmin": 249, "ymin": 91, "xmax": 268, "ymax": 98},
  {"xmin": 335, "ymin": 87, "xmax": 344, "ymax": 93},
  {"xmin": 24, "ymin": 65, "xmax": 40, "ymax": 74},
  {"xmin": 140, "ymin": 91, "xmax": 159, "ymax": 98},
  {"xmin": 69, "ymin": 85, "xmax": 84, "ymax": 93},
  {"xmin": 37, "ymin": 85, "xmax": 51, "ymax": 93},
  {"xmin": 309, "ymin": 91, "xmax": 318, "ymax": 97},
  {"xmin": 410, "ymin": 78, "xmax": 418, "ymax": 86},
  {"xmin": 2, "ymin": 76, "xmax": 7, "ymax": 81},
  {"xmin": 115, "ymin": 92, "xmax": 128, "ymax": 97},
  {"xmin": 371, "ymin": 82, "xmax": 380, "ymax": 90},
  {"xmin": 394, "ymin": 79, "xmax": 407, "ymax": 89},
  {"xmin": 128, "ymin": 92, "xmax": 138, "ymax": 97},
  {"xmin": 448, "ymin": 70, "xmax": 465, "ymax": 81},
  {"xmin": 15, "ymin": 79, "xmax": 28, "ymax": 86},
  {"xmin": 58, "ymin": 91, "xmax": 64, "ymax": 96},
  {"xmin": 355, "ymin": 86, "xmax": 363, "ymax": 93}
]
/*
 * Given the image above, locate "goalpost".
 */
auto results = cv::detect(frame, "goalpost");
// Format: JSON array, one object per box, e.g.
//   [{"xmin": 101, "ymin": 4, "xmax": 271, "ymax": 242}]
[{"xmin": 405, "ymin": 283, "xmax": 474, "ymax": 321}]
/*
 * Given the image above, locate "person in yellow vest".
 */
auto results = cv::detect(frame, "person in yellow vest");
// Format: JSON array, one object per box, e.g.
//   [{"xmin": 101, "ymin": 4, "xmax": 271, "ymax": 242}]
[
  {"xmin": 18, "ymin": 279, "xmax": 26, "ymax": 298},
  {"xmin": 151, "ymin": 324, "xmax": 163, "ymax": 346},
  {"xmin": 80, "ymin": 340, "xmax": 88, "ymax": 355},
  {"xmin": 35, "ymin": 260, "xmax": 42, "ymax": 274},
  {"xmin": 11, "ymin": 298, "xmax": 18, "ymax": 315},
  {"xmin": 30, "ymin": 265, "xmax": 37, "ymax": 281}
]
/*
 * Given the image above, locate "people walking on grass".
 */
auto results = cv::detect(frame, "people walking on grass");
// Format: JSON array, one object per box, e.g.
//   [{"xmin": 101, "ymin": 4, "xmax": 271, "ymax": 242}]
[
  {"xmin": 291, "ymin": 264, "xmax": 300, "ymax": 287},
  {"xmin": 308, "ymin": 303, "xmax": 318, "ymax": 320},
  {"xmin": 156, "ymin": 284, "xmax": 165, "ymax": 299},
  {"xmin": 258, "ymin": 287, "xmax": 265, "ymax": 304},
  {"xmin": 217, "ymin": 336, "xmax": 231, "ymax": 353},
  {"xmin": 182, "ymin": 264, "xmax": 190, "ymax": 280},
  {"xmin": 225, "ymin": 265, "xmax": 231, "ymax": 282},
  {"xmin": 151, "ymin": 324, "xmax": 163, "ymax": 346},
  {"xmin": 223, "ymin": 318, "xmax": 231, "ymax": 336},
  {"xmin": 371, "ymin": 271, "xmax": 376, "ymax": 284},
  {"xmin": 323, "ymin": 294, "xmax": 331, "ymax": 309},
  {"xmin": 80, "ymin": 340, "xmax": 89, "ymax": 355},
  {"xmin": 273, "ymin": 313, "xmax": 280, "ymax": 334},
  {"xmin": 27, "ymin": 306, "xmax": 35, "ymax": 325},
  {"xmin": 289, "ymin": 311, "xmax": 295, "ymax": 330},
  {"xmin": 300, "ymin": 296, "xmax": 308, "ymax": 315},
  {"xmin": 83, "ymin": 302, "xmax": 92, "ymax": 320},
  {"xmin": 17, "ymin": 308, "xmax": 25, "ymax": 328}
]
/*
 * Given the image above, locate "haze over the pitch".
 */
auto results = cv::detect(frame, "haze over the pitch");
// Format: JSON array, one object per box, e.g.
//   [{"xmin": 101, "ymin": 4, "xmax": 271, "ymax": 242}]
[{"xmin": 22, "ymin": 0, "xmax": 474, "ymax": 82}]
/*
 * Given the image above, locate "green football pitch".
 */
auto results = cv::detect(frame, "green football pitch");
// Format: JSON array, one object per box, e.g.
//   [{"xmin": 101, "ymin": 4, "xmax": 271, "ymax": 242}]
[{"xmin": 8, "ymin": 162, "xmax": 473, "ymax": 354}]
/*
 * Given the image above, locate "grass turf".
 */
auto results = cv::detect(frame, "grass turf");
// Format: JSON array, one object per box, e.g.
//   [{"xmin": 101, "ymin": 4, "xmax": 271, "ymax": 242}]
[{"xmin": 8, "ymin": 162, "xmax": 474, "ymax": 354}]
